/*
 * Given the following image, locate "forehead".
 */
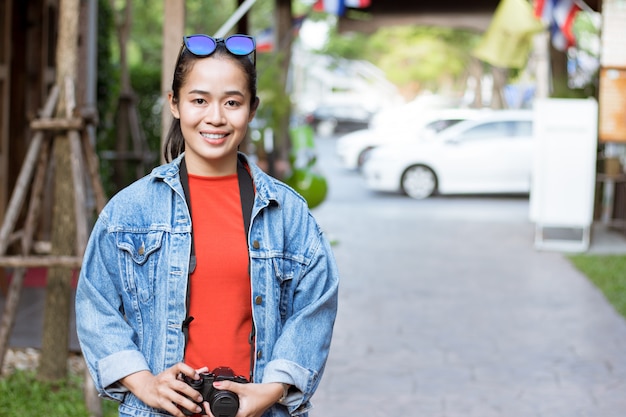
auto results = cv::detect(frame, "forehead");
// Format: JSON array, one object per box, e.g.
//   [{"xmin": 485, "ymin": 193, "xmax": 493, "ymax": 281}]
[{"xmin": 183, "ymin": 56, "xmax": 250, "ymax": 94}]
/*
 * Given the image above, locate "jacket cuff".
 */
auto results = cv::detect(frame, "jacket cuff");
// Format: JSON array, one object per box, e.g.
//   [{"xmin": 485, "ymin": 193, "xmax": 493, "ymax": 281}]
[
  {"xmin": 98, "ymin": 349, "xmax": 150, "ymax": 400},
  {"xmin": 262, "ymin": 359, "xmax": 316, "ymax": 414}
]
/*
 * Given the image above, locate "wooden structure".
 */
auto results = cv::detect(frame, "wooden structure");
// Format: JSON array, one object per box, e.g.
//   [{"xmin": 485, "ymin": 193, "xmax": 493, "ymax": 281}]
[{"xmin": 0, "ymin": 79, "xmax": 106, "ymax": 365}]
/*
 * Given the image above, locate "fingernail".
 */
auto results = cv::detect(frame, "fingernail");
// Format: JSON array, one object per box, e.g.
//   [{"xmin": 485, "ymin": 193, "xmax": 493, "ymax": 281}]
[{"xmin": 213, "ymin": 381, "xmax": 222, "ymax": 387}]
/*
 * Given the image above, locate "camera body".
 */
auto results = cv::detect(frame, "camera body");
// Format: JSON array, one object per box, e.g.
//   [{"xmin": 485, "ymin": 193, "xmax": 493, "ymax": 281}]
[{"xmin": 182, "ymin": 367, "xmax": 248, "ymax": 417}]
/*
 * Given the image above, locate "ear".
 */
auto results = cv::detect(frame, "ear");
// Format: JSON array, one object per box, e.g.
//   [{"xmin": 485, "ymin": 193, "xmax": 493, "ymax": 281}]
[
  {"xmin": 248, "ymin": 96, "xmax": 260, "ymax": 123},
  {"xmin": 168, "ymin": 92, "xmax": 180, "ymax": 119}
]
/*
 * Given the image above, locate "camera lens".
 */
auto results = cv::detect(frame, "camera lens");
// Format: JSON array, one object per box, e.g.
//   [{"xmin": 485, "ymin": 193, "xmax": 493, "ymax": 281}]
[{"xmin": 209, "ymin": 390, "xmax": 239, "ymax": 417}]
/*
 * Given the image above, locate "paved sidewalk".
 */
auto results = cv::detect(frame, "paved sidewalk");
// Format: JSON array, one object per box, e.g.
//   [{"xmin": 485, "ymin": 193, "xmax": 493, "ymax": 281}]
[{"xmin": 309, "ymin": 137, "xmax": 626, "ymax": 417}]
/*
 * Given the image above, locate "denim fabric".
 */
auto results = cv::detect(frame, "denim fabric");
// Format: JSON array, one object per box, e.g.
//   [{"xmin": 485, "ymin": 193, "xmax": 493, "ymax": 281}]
[{"xmin": 75, "ymin": 153, "xmax": 339, "ymax": 417}]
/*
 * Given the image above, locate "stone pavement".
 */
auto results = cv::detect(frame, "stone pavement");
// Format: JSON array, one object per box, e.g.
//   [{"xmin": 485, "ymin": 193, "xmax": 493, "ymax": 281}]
[{"xmin": 309, "ymin": 137, "xmax": 626, "ymax": 417}]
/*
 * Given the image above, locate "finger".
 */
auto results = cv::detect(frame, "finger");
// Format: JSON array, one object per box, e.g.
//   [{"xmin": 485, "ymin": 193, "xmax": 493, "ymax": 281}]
[
  {"xmin": 212, "ymin": 379, "xmax": 233, "ymax": 392},
  {"xmin": 172, "ymin": 378, "xmax": 204, "ymax": 403},
  {"xmin": 203, "ymin": 401, "xmax": 217, "ymax": 417},
  {"xmin": 171, "ymin": 392, "xmax": 204, "ymax": 416},
  {"xmin": 177, "ymin": 362, "xmax": 202, "ymax": 379}
]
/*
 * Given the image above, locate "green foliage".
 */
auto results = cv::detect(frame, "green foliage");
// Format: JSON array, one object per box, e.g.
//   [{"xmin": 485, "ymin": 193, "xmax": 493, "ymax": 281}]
[
  {"xmin": 0, "ymin": 371, "xmax": 118, "ymax": 417},
  {"xmin": 550, "ymin": 66, "xmax": 597, "ymax": 99},
  {"xmin": 320, "ymin": 25, "xmax": 481, "ymax": 94},
  {"xmin": 569, "ymin": 254, "xmax": 626, "ymax": 318},
  {"xmin": 320, "ymin": 26, "xmax": 370, "ymax": 60},
  {"xmin": 96, "ymin": 0, "xmax": 120, "ymax": 198},
  {"xmin": 256, "ymin": 52, "xmax": 291, "ymax": 133},
  {"xmin": 130, "ymin": 63, "xmax": 162, "ymax": 164}
]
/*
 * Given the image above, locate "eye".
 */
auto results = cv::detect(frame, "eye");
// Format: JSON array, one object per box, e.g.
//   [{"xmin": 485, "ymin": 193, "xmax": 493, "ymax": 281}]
[
  {"xmin": 194, "ymin": 98, "xmax": 207, "ymax": 105},
  {"xmin": 225, "ymin": 99, "xmax": 241, "ymax": 107}
]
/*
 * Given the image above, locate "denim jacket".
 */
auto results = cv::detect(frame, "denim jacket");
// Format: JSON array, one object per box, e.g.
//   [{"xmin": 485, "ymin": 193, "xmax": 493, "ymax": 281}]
[{"xmin": 75, "ymin": 153, "xmax": 339, "ymax": 417}]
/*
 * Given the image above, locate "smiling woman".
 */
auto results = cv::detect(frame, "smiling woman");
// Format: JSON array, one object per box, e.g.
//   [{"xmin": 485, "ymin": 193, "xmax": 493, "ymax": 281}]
[{"xmin": 74, "ymin": 33, "xmax": 339, "ymax": 417}]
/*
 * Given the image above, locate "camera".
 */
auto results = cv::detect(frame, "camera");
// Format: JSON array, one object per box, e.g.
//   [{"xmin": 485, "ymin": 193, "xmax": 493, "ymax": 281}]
[{"xmin": 181, "ymin": 367, "xmax": 248, "ymax": 417}]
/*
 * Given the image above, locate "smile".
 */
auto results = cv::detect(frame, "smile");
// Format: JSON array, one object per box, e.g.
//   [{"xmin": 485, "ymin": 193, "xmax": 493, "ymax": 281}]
[{"xmin": 201, "ymin": 132, "xmax": 228, "ymax": 139}]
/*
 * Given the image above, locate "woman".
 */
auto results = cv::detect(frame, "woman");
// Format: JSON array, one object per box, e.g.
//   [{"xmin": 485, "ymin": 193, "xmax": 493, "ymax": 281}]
[{"xmin": 75, "ymin": 34, "xmax": 339, "ymax": 417}]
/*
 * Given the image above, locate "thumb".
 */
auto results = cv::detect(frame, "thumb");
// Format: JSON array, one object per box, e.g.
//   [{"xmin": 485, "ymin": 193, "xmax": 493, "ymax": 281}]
[{"xmin": 213, "ymin": 379, "xmax": 236, "ymax": 392}]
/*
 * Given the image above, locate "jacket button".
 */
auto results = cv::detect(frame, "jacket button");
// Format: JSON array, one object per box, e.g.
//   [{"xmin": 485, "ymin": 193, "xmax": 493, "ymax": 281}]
[
  {"xmin": 257, "ymin": 350, "xmax": 262, "ymax": 359},
  {"xmin": 255, "ymin": 295, "xmax": 263, "ymax": 305},
  {"xmin": 138, "ymin": 245, "xmax": 145, "ymax": 256},
  {"xmin": 252, "ymin": 240, "xmax": 260, "ymax": 249}
]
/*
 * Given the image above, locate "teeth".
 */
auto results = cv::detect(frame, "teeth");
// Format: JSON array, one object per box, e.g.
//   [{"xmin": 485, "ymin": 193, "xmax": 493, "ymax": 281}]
[{"xmin": 201, "ymin": 133, "xmax": 226, "ymax": 139}]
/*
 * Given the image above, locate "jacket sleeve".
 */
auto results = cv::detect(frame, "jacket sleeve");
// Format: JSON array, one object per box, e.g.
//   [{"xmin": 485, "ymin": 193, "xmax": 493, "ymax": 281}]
[
  {"xmin": 261, "ymin": 211, "xmax": 340, "ymax": 415},
  {"xmin": 75, "ymin": 212, "xmax": 150, "ymax": 402}
]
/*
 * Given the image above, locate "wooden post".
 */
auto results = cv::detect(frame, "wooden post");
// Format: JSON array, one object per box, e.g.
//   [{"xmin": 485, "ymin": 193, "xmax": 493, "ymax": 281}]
[{"xmin": 160, "ymin": 0, "xmax": 185, "ymax": 162}]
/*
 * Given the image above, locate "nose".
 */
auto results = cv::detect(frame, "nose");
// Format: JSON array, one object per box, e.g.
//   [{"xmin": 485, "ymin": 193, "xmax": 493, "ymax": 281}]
[{"xmin": 204, "ymin": 104, "xmax": 225, "ymax": 125}]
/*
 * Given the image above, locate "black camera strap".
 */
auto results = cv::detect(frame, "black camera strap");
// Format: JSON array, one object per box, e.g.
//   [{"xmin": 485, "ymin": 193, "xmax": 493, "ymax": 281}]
[{"xmin": 179, "ymin": 155, "xmax": 256, "ymax": 380}]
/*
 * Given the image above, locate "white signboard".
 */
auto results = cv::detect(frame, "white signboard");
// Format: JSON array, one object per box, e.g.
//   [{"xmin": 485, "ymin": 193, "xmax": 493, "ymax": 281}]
[
  {"xmin": 601, "ymin": 0, "xmax": 626, "ymax": 68},
  {"xmin": 530, "ymin": 98, "xmax": 598, "ymax": 251}
]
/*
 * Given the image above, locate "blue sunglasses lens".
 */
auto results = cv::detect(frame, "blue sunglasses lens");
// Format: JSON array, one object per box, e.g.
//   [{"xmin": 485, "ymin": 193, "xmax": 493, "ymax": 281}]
[
  {"xmin": 185, "ymin": 35, "xmax": 217, "ymax": 55},
  {"xmin": 224, "ymin": 36, "xmax": 255, "ymax": 55}
]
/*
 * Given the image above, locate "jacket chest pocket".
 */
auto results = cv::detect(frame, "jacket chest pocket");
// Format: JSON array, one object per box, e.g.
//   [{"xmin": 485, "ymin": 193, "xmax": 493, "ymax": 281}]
[
  {"xmin": 116, "ymin": 230, "xmax": 165, "ymax": 303},
  {"xmin": 271, "ymin": 257, "xmax": 299, "ymax": 319}
]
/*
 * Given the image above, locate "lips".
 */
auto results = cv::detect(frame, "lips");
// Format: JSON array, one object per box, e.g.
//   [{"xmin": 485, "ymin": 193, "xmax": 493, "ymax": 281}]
[{"xmin": 200, "ymin": 132, "xmax": 228, "ymax": 140}]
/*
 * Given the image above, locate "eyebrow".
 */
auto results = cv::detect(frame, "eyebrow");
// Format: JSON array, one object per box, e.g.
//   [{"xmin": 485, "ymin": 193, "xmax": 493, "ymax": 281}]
[{"xmin": 187, "ymin": 89, "xmax": 245, "ymax": 97}]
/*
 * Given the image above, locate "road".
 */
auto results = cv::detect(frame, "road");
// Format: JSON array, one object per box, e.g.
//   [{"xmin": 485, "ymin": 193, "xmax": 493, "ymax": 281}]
[{"xmin": 308, "ymin": 135, "xmax": 626, "ymax": 417}]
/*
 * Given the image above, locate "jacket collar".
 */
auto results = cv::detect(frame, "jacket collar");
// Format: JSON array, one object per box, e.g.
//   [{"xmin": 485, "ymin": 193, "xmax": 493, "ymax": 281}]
[{"xmin": 150, "ymin": 152, "xmax": 281, "ymax": 207}]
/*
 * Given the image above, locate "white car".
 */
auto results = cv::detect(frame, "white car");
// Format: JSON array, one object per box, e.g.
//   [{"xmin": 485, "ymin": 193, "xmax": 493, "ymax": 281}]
[
  {"xmin": 335, "ymin": 108, "xmax": 489, "ymax": 170},
  {"xmin": 361, "ymin": 110, "xmax": 534, "ymax": 199}
]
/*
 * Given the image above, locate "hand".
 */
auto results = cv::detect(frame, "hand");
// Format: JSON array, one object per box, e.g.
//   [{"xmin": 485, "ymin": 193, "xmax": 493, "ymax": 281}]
[
  {"xmin": 120, "ymin": 363, "xmax": 209, "ymax": 417},
  {"xmin": 204, "ymin": 380, "xmax": 285, "ymax": 417}
]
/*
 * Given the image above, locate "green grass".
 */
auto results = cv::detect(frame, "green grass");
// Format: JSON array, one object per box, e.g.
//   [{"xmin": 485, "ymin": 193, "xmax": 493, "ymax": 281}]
[
  {"xmin": 569, "ymin": 254, "xmax": 626, "ymax": 318},
  {"xmin": 0, "ymin": 371, "xmax": 118, "ymax": 417}
]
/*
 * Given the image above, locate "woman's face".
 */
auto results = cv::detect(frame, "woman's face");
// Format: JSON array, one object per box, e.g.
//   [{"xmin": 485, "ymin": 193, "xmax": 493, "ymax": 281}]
[{"xmin": 169, "ymin": 56, "xmax": 256, "ymax": 176}]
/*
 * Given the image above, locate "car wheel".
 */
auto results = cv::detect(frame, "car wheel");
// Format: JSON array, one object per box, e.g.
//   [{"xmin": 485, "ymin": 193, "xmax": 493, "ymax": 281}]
[
  {"xmin": 357, "ymin": 147, "xmax": 375, "ymax": 169},
  {"xmin": 401, "ymin": 165, "xmax": 437, "ymax": 199}
]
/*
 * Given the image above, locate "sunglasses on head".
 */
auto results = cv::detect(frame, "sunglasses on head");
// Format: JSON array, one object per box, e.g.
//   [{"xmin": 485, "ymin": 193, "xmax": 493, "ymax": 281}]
[{"xmin": 183, "ymin": 34, "xmax": 256, "ymax": 64}]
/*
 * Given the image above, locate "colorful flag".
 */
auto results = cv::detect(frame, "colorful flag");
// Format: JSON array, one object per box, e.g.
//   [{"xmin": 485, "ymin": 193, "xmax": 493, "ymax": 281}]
[
  {"xmin": 534, "ymin": 0, "xmax": 581, "ymax": 50},
  {"xmin": 313, "ymin": 0, "xmax": 346, "ymax": 16},
  {"xmin": 256, "ymin": 28, "xmax": 274, "ymax": 53},
  {"xmin": 345, "ymin": 0, "xmax": 371, "ymax": 7},
  {"xmin": 312, "ymin": 0, "xmax": 370, "ymax": 16},
  {"xmin": 255, "ymin": 15, "xmax": 309, "ymax": 53},
  {"xmin": 473, "ymin": 0, "xmax": 545, "ymax": 68}
]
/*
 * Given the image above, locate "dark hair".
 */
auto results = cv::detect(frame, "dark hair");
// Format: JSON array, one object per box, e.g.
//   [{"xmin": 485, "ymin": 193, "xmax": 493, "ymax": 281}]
[{"xmin": 163, "ymin": 42, "xmax": 258, "ymax": 162}]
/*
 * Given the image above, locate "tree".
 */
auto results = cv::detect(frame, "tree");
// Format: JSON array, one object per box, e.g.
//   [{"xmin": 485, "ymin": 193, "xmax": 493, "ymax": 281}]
[{"xmin": 39, "ymin": 0, "xmax": 81, "ymax": 381}]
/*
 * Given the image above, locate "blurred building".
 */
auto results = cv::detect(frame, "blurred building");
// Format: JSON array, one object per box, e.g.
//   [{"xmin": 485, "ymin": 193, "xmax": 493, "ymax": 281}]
[{"xmin": 290, "ymin": 46, "xmax": 404, "ymax": 116}]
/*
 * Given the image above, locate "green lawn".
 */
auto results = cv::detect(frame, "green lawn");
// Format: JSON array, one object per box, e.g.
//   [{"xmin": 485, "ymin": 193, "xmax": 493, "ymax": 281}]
[
  {"xmin": 0, "ymin": 371, "xmax": 118, "ymax": 417},
  {"xmin": 569, "ymin": 254, "xmax": 626, "ymax": 318}
]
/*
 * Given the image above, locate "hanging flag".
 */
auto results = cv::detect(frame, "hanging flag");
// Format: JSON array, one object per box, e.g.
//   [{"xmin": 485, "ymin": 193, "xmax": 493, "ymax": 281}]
[
  {"xmin": 255, "ymin": 15, "xmax": 310, "ymax": 53},
  {"xmin": 345, "ymin": 0, "xmax": 371, "ymax": 8},
  {"xmin": 256, "ymin": 28, "xmax": 274, "ymax": 53},
  {"xmin": 473, "ymin": 0, "xmax": 545, "ymax": 68},
  {"xmin": 534, "ymin": 0, "xmax": 581, "ymax": 50},
  {"xmin": 312, "ymin": 0, "xmax": 346, "ymax": 16}
]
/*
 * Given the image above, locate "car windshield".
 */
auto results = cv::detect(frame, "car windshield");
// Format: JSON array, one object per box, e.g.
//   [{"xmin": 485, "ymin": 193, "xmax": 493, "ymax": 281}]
[{"xmin": 456, "ymin": 120, "xmax": 532, "ymax": 141}]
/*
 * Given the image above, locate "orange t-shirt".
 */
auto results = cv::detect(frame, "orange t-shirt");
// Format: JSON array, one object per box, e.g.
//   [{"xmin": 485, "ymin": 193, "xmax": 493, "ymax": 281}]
[{"xmin": 184, "ymin": 172, "xmax": 252, "ymax": 379}]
